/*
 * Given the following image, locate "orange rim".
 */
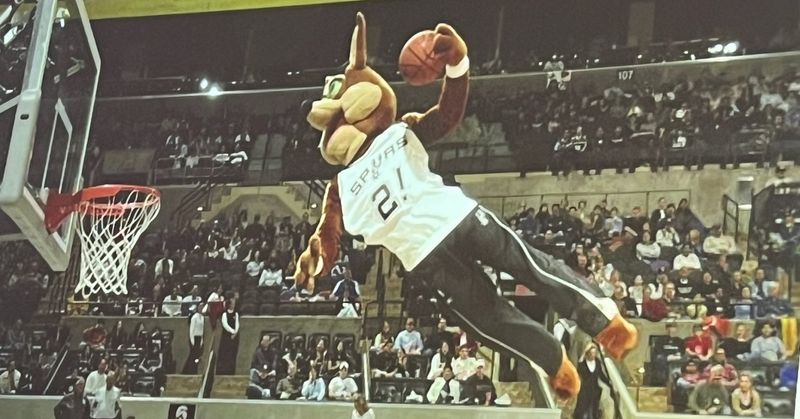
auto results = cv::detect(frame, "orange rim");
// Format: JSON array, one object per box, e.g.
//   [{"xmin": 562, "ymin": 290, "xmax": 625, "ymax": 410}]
[{"xmin": 77, "ymin": 184, "xmax": 160, "ymax": 215}]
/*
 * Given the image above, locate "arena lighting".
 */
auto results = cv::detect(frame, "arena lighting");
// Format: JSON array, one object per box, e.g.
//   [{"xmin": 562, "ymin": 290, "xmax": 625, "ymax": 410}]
[
  {"xmin": 708, "ymin": 43, "xmax": 724, "ymax": 54},
  {"xmin": 310, "ymin": 203, "xmax": 318, "ymax": 209},
  {"xmin": 199, "ymin": 78, "xmax": 209, "ymax": 90},
  {"xmin": 723, "ymin": 41, "xmax": 739, "ymax": 54},
  {"xmin": 207, "ymin": 84, "xmax": 222, "ymax": 97}
]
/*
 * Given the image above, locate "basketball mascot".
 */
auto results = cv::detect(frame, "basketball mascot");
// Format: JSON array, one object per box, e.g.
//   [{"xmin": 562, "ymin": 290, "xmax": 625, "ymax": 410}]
[{"xmin": 294, "ymin": 12, "xmax": 637, "ymax": 398}]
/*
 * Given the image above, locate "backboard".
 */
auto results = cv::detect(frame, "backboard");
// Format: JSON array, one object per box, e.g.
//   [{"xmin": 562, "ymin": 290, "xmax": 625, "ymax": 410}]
[{"xmin": 0, "ymin": 0, "xmax": 100, "ymax": 271}]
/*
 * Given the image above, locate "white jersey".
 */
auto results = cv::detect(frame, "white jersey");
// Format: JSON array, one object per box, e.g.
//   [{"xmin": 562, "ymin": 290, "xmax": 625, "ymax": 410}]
[{"xmin": 338, "ymin": 123, "xmax": 477, "ymax": 270}]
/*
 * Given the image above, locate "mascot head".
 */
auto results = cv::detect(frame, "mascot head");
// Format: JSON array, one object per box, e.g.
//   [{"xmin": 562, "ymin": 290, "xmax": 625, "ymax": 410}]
[{"xmin": 306, "ymin": 12, "xmax": 397, "ymax": 166}]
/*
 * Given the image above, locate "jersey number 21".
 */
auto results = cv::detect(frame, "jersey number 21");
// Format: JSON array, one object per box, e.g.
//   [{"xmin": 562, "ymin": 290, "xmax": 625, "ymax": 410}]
[{"xmin": 372, "ymin": 167, "xmax": 405, "ymax": 221}]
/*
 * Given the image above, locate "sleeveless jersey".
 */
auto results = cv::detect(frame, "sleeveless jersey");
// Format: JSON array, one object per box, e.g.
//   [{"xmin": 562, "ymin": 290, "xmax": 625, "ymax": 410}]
[{"xmin": 338, "ymin": 123, "xmax": 477, "ymax": 270}]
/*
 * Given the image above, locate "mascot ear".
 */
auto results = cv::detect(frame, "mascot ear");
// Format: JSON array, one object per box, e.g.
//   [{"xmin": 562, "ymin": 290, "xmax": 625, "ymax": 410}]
[{"xmin": 348, "ymin": 12, "xmax": 367, "ymax": 70}]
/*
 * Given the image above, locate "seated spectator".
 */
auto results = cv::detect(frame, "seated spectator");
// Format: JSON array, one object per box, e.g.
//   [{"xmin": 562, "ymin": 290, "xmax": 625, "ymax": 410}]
[
  {"xmin": 428, "ymin": 341, "xmax": 453, "ymax": 380},
  {"xmin": 426, "ymin": 365, "xmax": 462, "ymax": 404},
  {"xmin": 641, "ymin": 286, "xmax": 669, "ymax": 322},
  {"xmin": 258, "ymin": 259, "xmax": 283, "ymax": 288},
  {"xmin": 300, "ymin": 367, "xmax": 326, "ymax": 401},
  {"xmin": 452, "ymin": 345, "xmax": 479, "ymax": 381},
  {"xmin": 247, "ymin": 364, "xmax": 277, "ymax": 399},
  {"xmin": 424, "ymin": 317, "xmax": 456, "ymax": 357},
  {"xmin": 674, "ymin": 268, "xmax": 699, "ymax": 301},
  {"xmin": 85, "ymin": 358, "xmax": 108, "ymax": 397},
  {"xmin": 332, "ymin": 269, "xmax": 361, "ymax": 317},
  {"xmin": 251, "ymin": 335, "xmax": 279, "ymax": 372},
  {"xmin": 703, "ymin": 348, "xmax": 738, "ymax": 389},
  {"xmin": 628, "ymin": 275, "xmax": 646, "ymax": 305},
  {"xmin": 245, "ymin": 252, "xmax": 263, "ymax": 279},
  {"xmin": 371, "ymin": 341, "xmax": 400, "ymax": 378},
  {"xmin": 276, "ymin": 364, "xmax": 302, "ymax": 400},
  {"xmin": 80, "ymin": 320, "xmax": 107, "ymax": 352},
  {"xmin": 676, "ymin": 359, "xmax": 703, "ymax": 389},
  {"xmin": 464, "ymin": 359, "xmax": 495, "ymax": 406},
  {"xmin": 394, "ymin": 318, "xmax": 423, "ymax": 355},
  {"xmin": 612, "ymin": 285, "xmax": 637, "ymax": 318},
  {"xmin": 720, "ymin": 324, "xmax": 753, "ymax": 361},
  {"xmin": 182, "ymin": 286, "xmax": 202, "ymax": 316},
  {"xmin": 731, "ymin": 373, "xmax": 763, "ymax": 417},
  {"xmin": 685, "ymin": 324, "xmax": 713, "ymax": 361},
  {"xmin": 635, "ymin": 231, "xmax": 661, "ymax": 263},
  {"xmin": 688, "ymin": 365, "xmax": 731, "ymax": 415},
  {"xmin": 371, "ymin": 321, "xmax": 394, "ymax": 353},
  {"xmin": 733, "ymin": 287, "xmax": 755, "ymax": 319},
  {"xmin": 673, "ymin": 245, "xmax": 701, "ymax": 271},
  {"xmin": 153, "ymin": 250, "xmax": 174, "ymax": 279},
  {"xmin": 328, "ymin": 362, "xmax": 358, "ymax": 401},
  {"xmin": 750, "ymin": 322, "xmax": 786, "ymax": 362},
  {"xmin": 161, "ymin": 287, "xmax": 183, "ymax": 317},
  {"xmin": 703, "ymin": 224, "xmax": 738, "ymax": 256},
  {"xmin": 605, "ymin": 207, "xmax": 624, "ymax": 236},
  {"xmin": 0, "ymin": 360, "xmax": 21, "ymax": 394},
  {"xmin": 655, "ymin": 219, "xmax": 681, "ymax": 249}
]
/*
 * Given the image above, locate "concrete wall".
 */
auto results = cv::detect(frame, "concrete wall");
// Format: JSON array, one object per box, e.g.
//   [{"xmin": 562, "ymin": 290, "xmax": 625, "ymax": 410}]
[
  {"xmin": 0, "ymin": 396, "xmax": 559, "ymax": 419},
  {"xmin": 457, "ymin": 164, "xmax": 800, "ymax": 227},
  {"xmin": 63, "ymin": 316, "xmax": 361, "ymax": 376}
]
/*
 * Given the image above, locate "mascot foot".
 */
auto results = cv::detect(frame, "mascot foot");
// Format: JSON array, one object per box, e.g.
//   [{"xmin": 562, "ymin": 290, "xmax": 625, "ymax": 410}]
[
  {"xmin": 548, "ymin": 348, "xmax": 580, "ymax": 400},
  {"xmin": 595, "ymin": 314, "xmax": 638, "ymax": 359}
]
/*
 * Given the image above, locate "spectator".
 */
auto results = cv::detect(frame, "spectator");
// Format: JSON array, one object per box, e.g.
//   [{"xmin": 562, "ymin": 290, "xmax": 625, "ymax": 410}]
[
  {"xmin": 687, "ymin": 365, "xmax": 731, "ymax": 415},
  {"xmin": 182, "ymin": 302, "xmax": 205, "ymax": 374},
  {"xmin": 703, "ymin": 348, "xmax": 738, "ymax": 389},
  {"xmin": 451, "ymin": 345, "xmax": 479, "ymax": 381},
  {"xmin": 730, "ymin": 373, "xmax": 763, "ymax": 417},
  {"xmin": 640, "ymin": 286, "xmax": 669, "ymax": 322},
  {"xmin": 635, "ymin": 231, "xmax": 661, "ymax": 263},
  {"xmin": 685, "ymin": 324, "xmax": 713, "ymax": 361},
  {"xmin": 251, "ymin": 335, "xmax": 278, "ymax": 372},
  {"xmin": 352, "ymin": 394, "xmax": 375, "ymax": 419},
  {"xmin": 605, "ymin": 207, "xmax": 624, "ymax": 237},
  {"xmin": 332, "ymin": 269, "xmax": 361, "ymax": 305},
  {"xmin": 612, "ymin": 285, "xmax": 637, "ymax": 318},
  {"xmin": 85, "ymin": 358, "xmax": 108, "ymax": 396},
  {"xmin": 204, "ymin": 283, "xmax": 225, "ymax": 328},
  {"xmin": 328, "ymin": 362, "xmax": 358, "ymax": 401},
  {"xmin": 464, "ymin": 359, "xmax": 495, "ymax": 406},
  {"xmin": 674, "ymin": 268, "xmax": 699, "ymax": 300},
  {"xmin": 750, "ymin": 322, "xmax": 786, "ymax": 362},
  {"xmin": 371, "ymin": 341, "xmax": 399, "ymax": 378},
  {"xmin": 182, "ymin": 286, "xmax": 202, "ymax": 315},
  {"xmin": 703, "ymin": 224, "xmax": 738, "ymax": 256},
  {"xmin": 216, "ymin": 299, "xmax": 240, "ymax": 375},
  {"xmin": 650, "ymin": 197, "xmax": 669, "ymax": 230},
  {"xmin": 424, "ymin": 317, "xmax": 455, "ymax": 357},
  {"xmin": 300, "ymin": 367, "xmax": 326, "ymax": 401},
  {"xmin": 258, "ymin": 258, "xmax": 283, "ymax": 288},
  {"xmin": 371, "ymin": 321, "xmax": 394, "ymax": 353},
  {"xmin": 575, "ymin": 343, "xmax": 612, "ymax": 419},
  {"xmin": 89, "ymin": 370, "xmax": 120, "ymax": 419},
  {"xmin": 54, "ymin": 377, "xmax": 91, "ymax": 419},
  {"xmin": 247, "ymin": 364, "xmax": 276, "ymax": 399},
  {"xmin": 656, "ymin": 219, "xmax": 681, "ymax": 249},
  {"xmin": 426, "ymin": 365, "xmax": 461, "ymax": 404},
  {"xmin": 161, "ymin": 287, "xmax": 183, "ymax": 317},
  {"xmin": 676, "ymin": 359, "xmax": 704, "ymax": 389},
  {"xmin": 0, "ymin": 360, "xmax": 20, "ymax": 394},
  {"xmin": 394, "ymin": 318, "xmax": 423, "ymax": 355},
  {"xmin": 673, "ymin": 245, "xmax": 701, "ymax": 271},
  {"xmin": 720, "ymin": 324, "xmax": 753, "ymax": 362},
  {"xmin": 153, "ymin": 250, "xmax": 174, "ymax": 279},
  {"xmin": 80, "ymin": 320, "xmax": 107, "ymax": 352},
  {"xmin": 276, "ymin": 364, "xmax": 302, "ymax": 400},
  {"xmin": 427, "ymin": 341, "xmax": 453, "ymax": 380}
]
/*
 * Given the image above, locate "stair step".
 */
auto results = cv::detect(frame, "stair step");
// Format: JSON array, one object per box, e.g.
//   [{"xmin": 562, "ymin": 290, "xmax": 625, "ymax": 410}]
[
  {"xmin": 211, "ymin": 375, "xmax": 250, "ymax": 399},
  {"xmin": 164, "ymin": 374, "xmax": 203, "ymax": 397},
  {"xmin": 495, "ymin": 381, "xmax": 531, "ymax": 407},
  {"xmin": 628, "ymin": 386, "xmax": 669, "ymax": 413}
]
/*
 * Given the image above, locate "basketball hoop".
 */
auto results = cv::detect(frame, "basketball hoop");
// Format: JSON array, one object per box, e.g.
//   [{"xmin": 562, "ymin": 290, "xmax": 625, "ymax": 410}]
[{"xmin": 45, "ymin": 184, "xmax": 161, "ymax": 297}]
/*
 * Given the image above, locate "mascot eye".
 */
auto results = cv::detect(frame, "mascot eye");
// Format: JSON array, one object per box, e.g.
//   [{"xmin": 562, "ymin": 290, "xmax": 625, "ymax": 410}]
[{"xmin": 323, "ymin": 76, "xmax": 345, "ymax": 99}]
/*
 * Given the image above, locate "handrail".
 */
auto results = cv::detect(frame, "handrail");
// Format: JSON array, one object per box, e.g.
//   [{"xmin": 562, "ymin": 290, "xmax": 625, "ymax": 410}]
[
  {"xmin": 721, "ymin": 194, "xmax": 741, "ymax": 241},
  {"xmin": 199, "ymin": 336, "xmax": 216, "ymax": 399},
  {"xmin": 42, "ymin": 343, "xmax": 70, "ymax": 395}
]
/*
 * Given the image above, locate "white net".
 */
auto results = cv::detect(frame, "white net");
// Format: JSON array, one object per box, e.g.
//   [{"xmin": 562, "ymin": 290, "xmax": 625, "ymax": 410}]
[{"xmin": 75, "ymin": 187, "xmax": 160, "ymax": 297}]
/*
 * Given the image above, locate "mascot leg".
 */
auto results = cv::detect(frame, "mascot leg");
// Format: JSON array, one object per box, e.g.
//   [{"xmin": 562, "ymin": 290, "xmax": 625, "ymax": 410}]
[
  {"xmin": 416, "ymin": 256, "xmax": 580, "ymax": 399},
  {"xmin": 450, "ymin": 207, "xmax": 637, "ymax": 359}
]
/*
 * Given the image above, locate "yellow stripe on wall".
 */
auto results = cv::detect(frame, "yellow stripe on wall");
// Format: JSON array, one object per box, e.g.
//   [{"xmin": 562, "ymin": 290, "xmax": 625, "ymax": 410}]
[{"xmin": 84, "ymin": 0, "xmax": 365, "ymax": 20}]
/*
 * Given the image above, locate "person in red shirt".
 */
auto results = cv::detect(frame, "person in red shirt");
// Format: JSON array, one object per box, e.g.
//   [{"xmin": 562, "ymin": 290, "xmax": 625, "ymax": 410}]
[
  {"xmin": 702, "ymin": 348, "xmax": 738, "ymax": 389},
  {"xmin": 684, "ymin": 324, "xmax": 714, "ymax": 361},
  {"xmin": 641, "ymin": 286, "xmax": 668, "ymax": 322}
]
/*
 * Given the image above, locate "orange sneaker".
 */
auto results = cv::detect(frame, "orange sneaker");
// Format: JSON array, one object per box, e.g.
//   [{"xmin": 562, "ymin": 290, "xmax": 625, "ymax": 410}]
[
  {"xmin": 549, "ymin": 347, "xmax": 580, "ymax": 400},
  {"xmin": 595, "ymin": 314, "xmax": 638, "ymax": 359}
]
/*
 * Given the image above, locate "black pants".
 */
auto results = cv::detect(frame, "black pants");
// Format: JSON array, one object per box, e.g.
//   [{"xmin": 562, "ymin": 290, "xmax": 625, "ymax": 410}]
[
  {"xmin": 183, "ymin": 338, "xmax": 203, "ymax": 374},
  {"xmin": 413, "ymin": 206, "xmax": 616, "ymax": 375}
]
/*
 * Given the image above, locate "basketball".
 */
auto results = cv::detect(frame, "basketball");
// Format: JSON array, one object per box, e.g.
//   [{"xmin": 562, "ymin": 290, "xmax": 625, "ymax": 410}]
[{"xmin": 399, "ymin": 30, "xmax": 446, "ymax": 86}]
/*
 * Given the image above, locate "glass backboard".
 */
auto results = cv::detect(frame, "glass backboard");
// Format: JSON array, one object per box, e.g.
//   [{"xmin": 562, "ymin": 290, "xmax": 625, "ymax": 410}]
[{"xmin": 0, "ymin": 0, "xmax": 100, "ymax": 271}]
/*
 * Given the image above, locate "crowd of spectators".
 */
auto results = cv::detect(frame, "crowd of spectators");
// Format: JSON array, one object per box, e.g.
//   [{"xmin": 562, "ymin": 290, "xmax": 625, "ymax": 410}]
[
  {"xmin": 0, "ymin": 318, "xmax": 68, "ymax": 395},
  {"xmin": 504, "ymin": 195, "xmax": 794, "ymax": 322}
]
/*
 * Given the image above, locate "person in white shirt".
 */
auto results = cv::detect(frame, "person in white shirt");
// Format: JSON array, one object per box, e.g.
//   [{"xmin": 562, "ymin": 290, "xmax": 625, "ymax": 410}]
[
  {"xmin": 0, "ymin": 360, "xmax": 21, "ymax": 394},
  {"xmin": 90, "ymin": 370, "xmax": 120, "ymax": 419},
  {"xmin": 258, "ymin": 261, "xmax": 283, "ymax": 288},
  {"xmin": 427, "ymin": 341, "xmax": 453, "ymax": 380},
  {"xmin": 426, "ymin": 365, "xmax": 461, "ymax": 404},
  {"xmin": 673, "ymin": 245, "xmax": 702, "ymax": 271},
  {"xmin": 246, "ymin": 252, "xmax": 263, "ymax": 279},
  {"xmin": 85, "ymin": 358, "xmax": 108, "ymax": 396},
  {"xmin": 300, "ymin": 367, "xmax": 326, "ymax": 401},
  {"xmin": 328, "ymin": 362, "xmax": 358, "ymax": 401},
  {"xmin": 161, "ymin": 287, "xmax": 183, "ymax": 317},
  {"xmin": 394, "ymin": 318, "xmax": 424, "ymax": 354},
  {"xmin": 182, "ymin": 286, "xmax": 202, "ymax": 315},
  {"xmin": 635, "ymin": 231, "xmax": 661, "ymax": 261},
  {"xmin": 153, "ymin": 251, "xmax": 173, "ymax": 278},
  {"xmin": 352, "ymin": 393, "xmax": 376, "ymax": 419},
  {"xmin": 703, "ymin": 224, "xmax": 738, "ymax": 256},
  {"xmin": 656, "ymin": 221, "xmax": 681, "ymax": 248},
  {"xmin": 182, "ymin": 303, "xmax": 205, "ymax": 374},
  {"xmin": 451, "ymin": 345, "xmax": 478, "ymax": 381}
]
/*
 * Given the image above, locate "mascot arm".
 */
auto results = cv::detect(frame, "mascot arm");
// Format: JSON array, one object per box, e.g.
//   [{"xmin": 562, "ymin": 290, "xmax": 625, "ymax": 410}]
[
  {"xmin": 402, "ymin": 23, "xmax": 470, "ymax": 145},
  {"xmin": 294, "ymin": 178, "xmax": 343, "ymax": 292}
]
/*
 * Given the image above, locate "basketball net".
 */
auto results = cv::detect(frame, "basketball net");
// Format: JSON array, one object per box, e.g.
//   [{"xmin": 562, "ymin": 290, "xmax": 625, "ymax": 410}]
[{"xmin": 46, "ymin": 185, "xmax": 160, "ymax": 298}]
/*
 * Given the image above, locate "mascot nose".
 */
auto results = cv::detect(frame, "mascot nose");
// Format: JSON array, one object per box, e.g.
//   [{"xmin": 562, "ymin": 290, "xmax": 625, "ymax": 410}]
[{"xmin": 300, "ymin": 99, "xmax": 314, "ymax": 116}]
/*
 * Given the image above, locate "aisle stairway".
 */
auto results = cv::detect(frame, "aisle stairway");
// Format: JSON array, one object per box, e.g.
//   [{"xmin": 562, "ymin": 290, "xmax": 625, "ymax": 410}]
[
  {"xmin": 211, "ymin": 375, "xmax": 250, "ymax": 399},
  {"xmin": 164, "ymin": 375, "xmax": 203, "ymax": 397},
  {"xmin": 191, "ymin": 183, "xmax": 321, "ymax": 226}
]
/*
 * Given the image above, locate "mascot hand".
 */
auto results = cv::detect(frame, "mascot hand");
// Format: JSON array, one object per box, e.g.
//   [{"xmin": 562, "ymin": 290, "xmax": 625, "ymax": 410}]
[
  {"xmin": 294, "ymin": 235, "xmax": 324, "ymax": 293},
  {"xmin": 432, "ymin": 23, "xmax": 468, "ymax": 66},
  {"xmin": 401, "ymin": 112, "xmax": 425, "ymax": 127}
]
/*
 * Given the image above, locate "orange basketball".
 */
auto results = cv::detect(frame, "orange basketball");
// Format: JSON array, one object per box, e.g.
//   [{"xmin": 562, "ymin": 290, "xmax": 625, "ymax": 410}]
[{"xmin": 399, "ymin": 30, "xmax": 446, "ymax": 86}]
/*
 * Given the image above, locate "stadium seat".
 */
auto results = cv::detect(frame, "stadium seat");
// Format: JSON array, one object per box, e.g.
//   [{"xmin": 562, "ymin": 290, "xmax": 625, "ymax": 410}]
[
  {"xmin": 240, "ymin": 303, "xmax": 258, "ymax": 315},
  {"xmin": 258, "ymin": 303, "xmax": 276, "ymax": 315}
]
